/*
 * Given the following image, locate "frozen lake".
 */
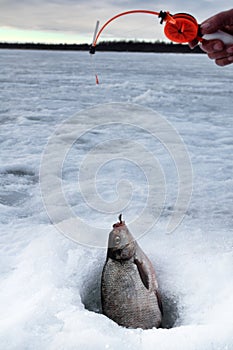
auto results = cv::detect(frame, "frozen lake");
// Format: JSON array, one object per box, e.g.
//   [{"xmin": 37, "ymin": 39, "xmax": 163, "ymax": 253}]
[{"xmin": 0, "ymin": 50, "xmax": 233, "ymax": 349}]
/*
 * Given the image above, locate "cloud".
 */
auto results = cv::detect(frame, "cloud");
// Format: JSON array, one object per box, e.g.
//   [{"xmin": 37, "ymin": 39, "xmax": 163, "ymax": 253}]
[{"xmin": 0, "ymin": 0, "xmax": 232, "ymax": 43}]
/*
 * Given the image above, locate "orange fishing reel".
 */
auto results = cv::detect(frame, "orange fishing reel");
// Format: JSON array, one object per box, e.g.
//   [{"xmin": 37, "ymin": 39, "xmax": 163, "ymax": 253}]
[
  {"xmin": 162, "ymin": 12, "xmax": 200, "ymax": 43},
  {"xmin": 162, "ymin": 12, "xmax": 233, "ymax": 44}
]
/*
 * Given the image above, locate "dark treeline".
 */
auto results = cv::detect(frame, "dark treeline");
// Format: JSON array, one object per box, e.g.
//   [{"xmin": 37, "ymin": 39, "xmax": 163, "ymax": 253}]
[
  {"xmin": 0, "ymin": 42, "xmax": 89, "ymax": 51},
  {"xmin": 0, "ymin": 40, "xmax": 203, "ymax": 53},
  {"xmin": 95, "ymin": 41, "xmax": 203, "ymax": 53}
]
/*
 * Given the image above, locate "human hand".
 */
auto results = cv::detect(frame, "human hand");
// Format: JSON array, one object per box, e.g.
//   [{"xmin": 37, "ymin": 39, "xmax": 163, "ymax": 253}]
[{"xmin": 189, "ymin": 9, "xmax": 233, "ymax": 66}]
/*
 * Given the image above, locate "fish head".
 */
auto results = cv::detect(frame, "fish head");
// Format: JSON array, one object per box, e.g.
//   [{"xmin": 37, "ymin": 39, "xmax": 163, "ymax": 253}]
[{"xmin": 107, "ymin": 217, "xmax": 136, "ymax": 261}]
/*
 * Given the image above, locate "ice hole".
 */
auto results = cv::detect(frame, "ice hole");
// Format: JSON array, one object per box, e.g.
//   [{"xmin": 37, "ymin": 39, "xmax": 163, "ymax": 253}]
[{"xmin": 80, "ymin": 269, "xmax": 179, "ymax": 329}]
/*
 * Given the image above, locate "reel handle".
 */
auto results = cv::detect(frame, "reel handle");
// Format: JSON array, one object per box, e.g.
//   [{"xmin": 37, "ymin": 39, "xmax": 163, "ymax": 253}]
[{"xmin": 202, "ymin": 30, "xmax": 233, "ymax": 45}]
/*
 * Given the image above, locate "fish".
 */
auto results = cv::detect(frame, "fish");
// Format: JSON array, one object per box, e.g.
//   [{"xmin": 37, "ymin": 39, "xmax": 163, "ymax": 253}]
[{"xmin": 101, "ymin": 215, "xmax": 163, "ymax": 329}]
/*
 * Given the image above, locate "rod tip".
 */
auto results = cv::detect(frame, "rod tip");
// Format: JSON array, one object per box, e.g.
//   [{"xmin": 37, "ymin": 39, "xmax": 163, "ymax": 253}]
[{"xmin": 89, "ymin": 45, "xmax": 96, "ymax": 54}]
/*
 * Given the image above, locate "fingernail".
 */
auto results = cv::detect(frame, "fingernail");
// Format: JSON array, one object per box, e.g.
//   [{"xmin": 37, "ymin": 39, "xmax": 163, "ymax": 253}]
[
  {"xmin": 213, "ymin": 43, "xmax": 223, "ymax": 51},
  {"xmin": 201, "ymin": 22, "xmax": 211, "ymax": 31},
  {"xmin": 226, "ymin": 47, "xmax": 233, "ymax": 54}
]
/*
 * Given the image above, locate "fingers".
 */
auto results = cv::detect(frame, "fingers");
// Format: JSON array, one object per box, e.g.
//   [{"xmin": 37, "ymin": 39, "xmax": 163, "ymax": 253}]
[
  {"xmin": 215, "ymin": 56, "xmax": 233, "ymax": 67},
  {"xmin": 200, "ymin": 39, "xmax": 224, "ymax": 53},
  {"xmin": 200, "ymin": 39, "xmax": 233, "ymax": 66},
  {"xmin": 200, "ymin": 9, "xmax": 233, "ymax": 35}
]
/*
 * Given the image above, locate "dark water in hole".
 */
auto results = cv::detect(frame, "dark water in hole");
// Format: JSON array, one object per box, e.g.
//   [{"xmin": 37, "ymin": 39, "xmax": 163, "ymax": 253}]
[
  {"xmin": 80, "ymin": 266, "xmax": 102, "ymax": 314},
  {"xmin": 161, "ymin": 294, "xmax": 179, "ymax": 329}
]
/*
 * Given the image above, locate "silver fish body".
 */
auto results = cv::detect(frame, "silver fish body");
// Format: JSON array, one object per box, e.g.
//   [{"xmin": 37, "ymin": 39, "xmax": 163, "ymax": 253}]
[{"xmin": 101, "ymin": 218, "xmax": 163, "ymax": 329}]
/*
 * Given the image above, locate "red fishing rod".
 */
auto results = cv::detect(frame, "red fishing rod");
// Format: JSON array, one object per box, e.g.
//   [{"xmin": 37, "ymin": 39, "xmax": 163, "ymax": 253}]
[{"xmin": 90, "ymin": 10, "xmax": 200, "ymax": 53}]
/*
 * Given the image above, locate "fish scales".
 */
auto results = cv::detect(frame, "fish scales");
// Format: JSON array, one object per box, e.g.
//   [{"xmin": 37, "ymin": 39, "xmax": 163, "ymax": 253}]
[{"xmin": 102, "ymin": 258, "xmax": 161, "ymax": 329}]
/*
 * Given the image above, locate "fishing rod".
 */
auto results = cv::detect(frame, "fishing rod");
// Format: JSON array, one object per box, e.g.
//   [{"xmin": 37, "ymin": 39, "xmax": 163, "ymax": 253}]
[{"xmin": 90, "ymin": 9, "xmax": 233, "ymax": 83}]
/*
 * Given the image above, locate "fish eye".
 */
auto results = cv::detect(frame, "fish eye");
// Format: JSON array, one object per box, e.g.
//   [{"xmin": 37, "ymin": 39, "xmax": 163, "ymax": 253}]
[{"xmin": 114, "ymin": 235, "xmax": 121, "ymax": 245}]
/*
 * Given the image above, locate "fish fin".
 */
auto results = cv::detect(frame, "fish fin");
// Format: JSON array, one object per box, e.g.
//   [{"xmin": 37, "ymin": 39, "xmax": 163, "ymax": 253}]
[
  {"xmin": 134, "ymin": 258, "xmax": 149, "ymax": 290},
  {"xmin": 155, "ymin": 289, "xmax": 164, "ymax": 316}
]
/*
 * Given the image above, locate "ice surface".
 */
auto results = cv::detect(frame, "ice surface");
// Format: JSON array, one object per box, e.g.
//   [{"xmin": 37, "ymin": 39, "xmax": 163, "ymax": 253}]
[{"xmin": 0, "ymin": 50, "xmax": 233, "ymax": 349}]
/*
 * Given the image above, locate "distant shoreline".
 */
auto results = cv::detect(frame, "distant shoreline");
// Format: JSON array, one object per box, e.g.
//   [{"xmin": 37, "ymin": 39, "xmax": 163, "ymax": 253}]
[{"xmin": 0, "ymin": 41, "xmax": 203, "ymax": 54}]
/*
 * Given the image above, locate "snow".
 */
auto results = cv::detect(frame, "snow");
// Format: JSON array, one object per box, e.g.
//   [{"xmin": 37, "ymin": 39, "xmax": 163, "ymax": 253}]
[{"xmin": 0, "ymin": 50, "xmax": 233, "ymax": 349}]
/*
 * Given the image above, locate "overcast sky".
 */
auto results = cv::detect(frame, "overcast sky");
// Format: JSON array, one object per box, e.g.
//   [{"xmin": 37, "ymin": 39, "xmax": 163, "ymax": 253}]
[{"xmin": 0, "ymin": 0, "xmax": 231, "ymax": 43}]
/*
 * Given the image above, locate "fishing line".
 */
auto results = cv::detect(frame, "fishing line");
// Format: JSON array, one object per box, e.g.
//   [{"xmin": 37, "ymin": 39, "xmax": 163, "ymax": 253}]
[{"xmin": 90, "ymin": 54, "xmax": 99, "ymax": 85}]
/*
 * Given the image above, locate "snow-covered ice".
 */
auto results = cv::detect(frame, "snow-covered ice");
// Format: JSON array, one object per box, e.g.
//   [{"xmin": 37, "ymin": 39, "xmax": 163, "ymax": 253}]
[{"xmin": 0, "ymin": 50, "xmax": 233, "ymax": 349}]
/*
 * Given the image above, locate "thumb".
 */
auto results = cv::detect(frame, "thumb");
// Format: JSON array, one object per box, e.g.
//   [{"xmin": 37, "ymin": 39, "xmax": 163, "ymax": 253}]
[{"xmin": 201, "ymin": 9, "xmax": 233, "ymax": 34}]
